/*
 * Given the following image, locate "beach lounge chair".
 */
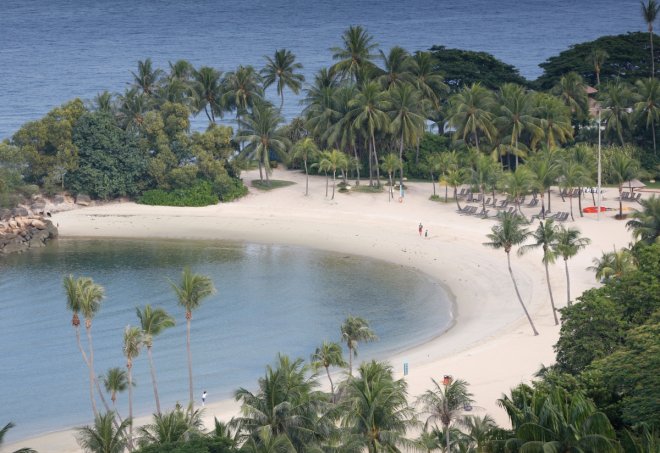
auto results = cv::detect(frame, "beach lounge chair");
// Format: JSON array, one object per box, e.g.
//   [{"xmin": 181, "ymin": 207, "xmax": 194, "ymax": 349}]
[
  {"xmin": 635, "ymin": 193, "xmax": 642, "ymax": 203},
  {"xmin": 526, "ymin": 198, "xmax": 538, "ymax": 208}
]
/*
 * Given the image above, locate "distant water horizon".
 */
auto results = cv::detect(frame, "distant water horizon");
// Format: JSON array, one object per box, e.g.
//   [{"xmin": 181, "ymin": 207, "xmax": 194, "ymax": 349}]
[
  {"xmin": 0, "ymin": 238, "xmax": 452, "ymax": 442},
  {"xmin": 0, "ymin": 0, "xmax": 643, "ymax": 138}
]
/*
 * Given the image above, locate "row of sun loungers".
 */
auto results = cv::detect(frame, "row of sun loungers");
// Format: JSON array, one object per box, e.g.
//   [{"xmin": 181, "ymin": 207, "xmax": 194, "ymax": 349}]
[
  {"xmin": 618, "ymin": 192, "xmax": 642, "ymax": 202},
  {"xmin": 530, "ymin": 211, "xmax": 570, "ymax": 222}
]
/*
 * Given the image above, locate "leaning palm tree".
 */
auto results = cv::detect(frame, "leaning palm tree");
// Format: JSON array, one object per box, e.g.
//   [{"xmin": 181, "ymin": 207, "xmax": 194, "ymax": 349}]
[
  {"xmin": 626, "ymin": 195, "xmax": 660, "ymax": 244},
  {"xmin": 123, "ymin": 326, "xmax": 142, "ymax": 450},
  {"xmin": 416, "ymin": 377, "xmax": 475, "ymax": 453},
  {"xmin": 170, "ymin": 268, "xmax": 216, "ymax": 410},
  {"xmin": 136, "ymin": 305, "xmax": 175, "ymax": 415},
  {"xmin": 76, "ymin": 412, "xmax": 131, "ymax": 453},
  {"xmin": 519, "ymin": 220, "xmax": 560, "ymax": 325},
  {"xmin": 553, "ymin": 226, "xmax": 591, "ymax": 306},
  {"xmin": 340, "ymin": 360, "xmax": 416, "ymax": 452},
  {"xmin": 261, "ymin": 49, "xmax": 304, "ymax": 110},
  {"xmin": 101, "ymin": 367, "xmax": 129, "ymax": 419},
  {"xmin": 237, "ymin": 101, "xmax": 290, "ymax": 185},
  {"xmin": 191, "ymin": 66, "xmax": 224, "ymax": 124},
  {"xmin": 340, "ymin": 315, "xmax": 378, "ymax": 376},
  {"xmin": 641, "ymin": 0, "xmax": 660, "ymax": 78},
  {"xmin": 310, "ymin": 341, "xmax": 347, "ymax": 399},
  {"xmin": 588, "ymin": 247, "xmax": 637, "ymax": 282},
  {"xmin": 589, "ymin": 48, "xmax": 609, "ymax": 86},
  {"xmin": 484, "ymin": 212, "xmax": 538, "ymax": 335},
  {"xmin": 64, "ymin": 275, "xmax": 105, "ymax": 417},
  {"xmin": 0, "ymin": 422, "xmax": 37, "ymax": 453},
  {"xmin": 291, "ymin": 138, "xmax": 319, "ymax": 196}
]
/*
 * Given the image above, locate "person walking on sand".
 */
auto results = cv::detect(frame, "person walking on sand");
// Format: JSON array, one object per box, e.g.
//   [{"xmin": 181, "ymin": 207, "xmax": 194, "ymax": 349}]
[
  {"xmin": 418, "ymin": 223, "xmax": 423, "ymax": 236},
  {"xmin": 425, "ymin": 229, "xmax": 428, "ymax": 239},
  {"xmin": 202, "ymin": 390, "xmax": 207, "ymax": 406}
]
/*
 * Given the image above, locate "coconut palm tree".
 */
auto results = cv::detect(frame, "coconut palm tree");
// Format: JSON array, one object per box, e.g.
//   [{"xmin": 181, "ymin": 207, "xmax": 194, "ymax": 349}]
[
  {"xmin": 590, "ymin": 48, "xmax": 609, "ymax": 86},
  {"xmin": 471, "ymin": 154, "xmax": 499, "ymax": 215},
  {"xmin": 409, "ymin": 51, "xmax": 448, "ymax": 111},
  {"xmin": 560, "ymin": 160, "xmax": 589, "ymax": 221},
  {"xmin": 340, "ymin": 360, "xmax": 416, "ymax": 452},
  {"xmin": 191, "ymin": 66, "xmax": 224, "ymax": 123},
  {"xmin": 380, "ymin": 153, "xmax": 401, "ymax": 202},
  {"xmin": 634, "ymin": 77, "xmax": 660, "ymax": 154},
  {"xmin": 117, "ymin": 88, "xmax": 150, "ymax": 132},
  {"xmin": 136, "ymin": 406, "xmax": 204, "ymax": 447},
  {"xmin": 291, "ymin": 138, "xmax": 319, "ymax": 196},
  {"xmin": 131, "ymin": 58, "xmax": 163, "ymax": 97},
  {"xmin": 101, "ymin": 367, "xmax": 129, "ymax": 419},
  {"xmin": 240, "ymin": 426, "xmax": 296, "ymax": 453},
  {"xmin": 553, "ymin": 226, "xmax": 591, "ymax": 306},
  {"xmin": 462, "ymin": 415, "xmax": 498, "ymax": 453},
  {"xmin": 552, "ymin": 72, "xmax": 589, "ymax": 122},
  {"xmin": 310, "ymin": 341, "xmax": 346, "ymax": 399},
  {"xmin": 225, "ymin": 65, "xmax": 263, "ymax": 117},
  {"xmin": 533, "ymin": 93, "xmax": 573, "ymax": 149},
  {"xmin": 484, "ymin": 212, "xmax": 538, "ymax": 335},
  {"xmin": 495, "ymin": 83, "xmax": 540, "ymax": 168},
  {"xmin": 318, "ymin": 149, "xmax": 349, "ymax": 200},
  {"xmin": 93, "ymin": 91, "xmax": 115, "ymax": 114},
  {"xmin": 446, "ymin": 166, "xmax": 466, "ymax": 211},
  {"xmin": 599, "ymin": 80, "xmax": 634, "ymax": 146},
  {"xmin": 170, "ymin": 268, "xmax": 216, "ymax": 410},
  {"xmin": 608, "ymin": 151, "xmax": 641, "ymax": 218},
  {"xmin": 500, "ymin": 166, "xmax": 534, "ymax": 218},
  {"xmin": 0, "ymin": 422, "xmax": 37, "ymax": 453},
  {"xmin": 448, "ymin": 83, "xmax": 496, "ymax": 152},
  {"xmin": 76, "ymin": 412, "xmax": 131, "ymax": 453},
  {"xmin": 526, "ymin": 150, "xmax": 560, "ymax": 218},
  {"xmin": 261, "ymin": 49, "xmax": 304, "ymax": 111},
  {"xmin": 330, "ymin": 25, "xmax": 378, "ymax": 83},
  {"xmin": 626, "ymin": 195, "xmax": 660, "ymax": 244},
  {"xmin": 519, "ymin": 220, "xmax": 560, "ymax": 325},
  {"xmin": 64, "ymin": 275, "xmax": 105, "ymax": 417},
  {"xmin": 641, "ymin": 0, "xmax": 660, "ymax": 78},
  {"xmin": 387, "ymin": 82, "xmax": 427, "ymax": 186},
  {"xmin": 378, "ymin": 46, "xmax": 411, "ymax": 89},
  {"xmin": 588, "ymin": 247, "xmax": 637, "ymax": 282},
  {"xmin": 416, "ymin": 377, "xmax": 474, "ymax": 453},
  {"xmin": 340, "ymin": 316, "xmax": 377, "ymax": 376},
  {"xmin": 425, "ymin": 153, "xmax": 443, "ymax": 198},
  {"xmin": 351, "ymin": 81, "xmax": 389, "ymax": 186},
  {"xmin": 136, "ymin": 305, "xmax": 175, "ymax": 415},
  {"xmin": 123, "ymin": 326, "xmax": 141, "ymax": 449},
  {"xmin": 237, "ymin": 101, "xmax": 289, "ymax": 185}
]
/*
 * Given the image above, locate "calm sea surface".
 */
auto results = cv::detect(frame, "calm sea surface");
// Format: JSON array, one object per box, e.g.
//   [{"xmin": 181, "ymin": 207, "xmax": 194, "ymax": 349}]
[
  {"xmin": 0, "ymin": 239, "xmax": 451, "ymax": 441},
  {"xmin": 0, "ymin": 0, "xmax": 643, "ymax": 139}
]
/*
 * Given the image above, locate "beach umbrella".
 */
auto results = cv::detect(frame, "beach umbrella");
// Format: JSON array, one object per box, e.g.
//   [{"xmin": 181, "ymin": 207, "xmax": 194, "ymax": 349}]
[{"xmin": 625, "ymin": 179, "xmax": 646, "ymax": 188}]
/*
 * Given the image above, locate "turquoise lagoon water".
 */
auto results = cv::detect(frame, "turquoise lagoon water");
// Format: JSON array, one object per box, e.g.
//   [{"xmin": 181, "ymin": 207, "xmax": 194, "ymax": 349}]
[{"xmin": 0, "ymin": 238, "xmax": 451, "ymax": 440}]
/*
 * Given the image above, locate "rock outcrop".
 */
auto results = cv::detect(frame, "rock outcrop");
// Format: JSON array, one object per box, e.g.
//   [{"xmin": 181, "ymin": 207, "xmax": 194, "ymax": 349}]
[{"xmin": 0, "ymin": 213, "xmax": 59, "ymax": 255}]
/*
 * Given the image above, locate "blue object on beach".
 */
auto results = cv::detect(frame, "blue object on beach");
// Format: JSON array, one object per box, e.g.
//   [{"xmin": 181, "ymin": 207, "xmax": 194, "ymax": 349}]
[{"xmin": 403, "ymin": 362, "xmax": 409, "ymax": 376}]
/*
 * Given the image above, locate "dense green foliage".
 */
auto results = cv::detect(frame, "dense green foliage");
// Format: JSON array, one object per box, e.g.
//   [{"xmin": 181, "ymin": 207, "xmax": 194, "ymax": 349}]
[
  {"xmin": 138, "ymin": 181, "xmax": 219, "ymax": 206},
  {"xmin": 429, "ymin": 45, "xmax": 529, "ymax": 90}
]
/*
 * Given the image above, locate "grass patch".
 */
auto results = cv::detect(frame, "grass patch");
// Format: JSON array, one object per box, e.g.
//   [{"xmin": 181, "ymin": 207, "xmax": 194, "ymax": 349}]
[
  {"xmin": 251, "ymin": 179, "xmax": 296, "ymax": 191},
  {"xmin": 352, "ymin": 184, "xmax": 385, "ymax": 193}
]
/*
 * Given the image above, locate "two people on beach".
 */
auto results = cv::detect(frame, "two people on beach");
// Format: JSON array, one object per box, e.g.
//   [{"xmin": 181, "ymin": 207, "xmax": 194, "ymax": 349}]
[
  {"xmin": 418, "ymin": 223, "xmax": 428, "ymax": 239},
  {"xmin": 202, "ymin": 390, "xmax": 207, "ymax": 406}
]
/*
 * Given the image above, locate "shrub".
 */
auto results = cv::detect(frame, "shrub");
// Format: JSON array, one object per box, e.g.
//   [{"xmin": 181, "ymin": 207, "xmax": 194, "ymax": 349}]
[
  {"xmin": 213, "ymin": 175, "xmax": 247, "ymax": 202},
  {"xmin": 138, "ymin": 181, "xmax": 218, "ymax": 207}
]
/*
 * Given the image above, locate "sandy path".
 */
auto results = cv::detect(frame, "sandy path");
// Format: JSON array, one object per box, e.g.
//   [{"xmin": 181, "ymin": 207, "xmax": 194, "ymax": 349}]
[{"xmin": 6, "ymin": 168, "xmax": 635, "ymax": 452}]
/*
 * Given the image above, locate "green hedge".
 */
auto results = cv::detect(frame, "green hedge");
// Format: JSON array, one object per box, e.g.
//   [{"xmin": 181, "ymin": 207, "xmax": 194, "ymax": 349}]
[{"xmin": 138, "ymin": 181, "xmax": 219, "ymax": 207}]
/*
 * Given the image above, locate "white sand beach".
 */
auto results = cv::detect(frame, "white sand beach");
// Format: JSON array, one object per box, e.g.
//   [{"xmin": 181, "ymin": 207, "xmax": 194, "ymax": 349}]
[{"xmin": 7, "ymin": 168, "xmax": 640, "ymax": 452}]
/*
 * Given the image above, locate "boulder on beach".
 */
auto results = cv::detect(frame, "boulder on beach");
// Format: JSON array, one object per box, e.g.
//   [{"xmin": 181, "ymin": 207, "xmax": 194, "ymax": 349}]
[{"xmin": 76, "ymin": 194, "xmax": 91, "ymax": 206}]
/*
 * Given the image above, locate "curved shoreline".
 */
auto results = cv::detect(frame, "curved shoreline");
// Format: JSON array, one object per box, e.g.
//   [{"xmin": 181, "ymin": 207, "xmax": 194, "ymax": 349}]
[{"xmin": 6, "ymin": 168, "xmax": 634, "ymax": 452}]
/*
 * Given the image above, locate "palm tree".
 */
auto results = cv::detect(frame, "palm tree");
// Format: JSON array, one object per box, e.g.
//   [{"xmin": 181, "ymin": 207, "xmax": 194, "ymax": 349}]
[
  {"xmin": 191, "ymin": 66, "xmax": 224, "ymax": 123},
  {"xmin": 239, "ymin": 426, "xmax": 296, "ymax": 453},
  {"xmin": 136, "ymin": 305, "xmax": 175, "ymax": 415},
  {"xmin": 590, "ymin": 48, "xmax": 609, "ymax": 86},
  {"xmin": 387, "ymin": 82, "xmax": 427, "ymax": 186},
  {"xmin": 291, "ymin": 138, "xmax": 319, "ymax": 196},
  {"xmin": 425, "ymin": 153, "xmax": 443, "ymax": 198},
  {"xmin": 409, "ymin": 51, "xmax": 448, "ymax": 111},
  {"xmin": 599, "ymin": 80, "xmax": 634, "ymax": 146},
  {"xmin": 553, "ymin": 226, "xmax": 591, "ymax": 306},
  {"xmin": 170, "ymin": 268, "xmax": 216, "ymax": 410},
  {"xmin": 588, "ymin": 247, "xmax": 637, "ymax": 282},
  {"xmin": 495, "ymin": 83, "xmax": 540, "ymax": 168},
  {"xmin": 76, "ymin": 412, "xmax": 131, "ymax": 453},
  {"xmin": 261, "ymin": 49, "xmax": 304, "ymax": 110},
  {"xmin": 123, "ymin": 325, "xmax": 141, "ymax": 450},
  {"xmin": 626, "ymin": 195, "xmax": 660, "ymax": 243},
  {"xmin": 136, "ymin": 406, "xmax": 204, "ymax": 447},
  {"xmin": 340, "ymin": 315, "xmax": 377, "ymax": 376},
  {"xmin": 117, "ymin": 88, "xmax": 150, "ymax": 132},
  {"xmin": 64, "ymin": 275, "xmax": 105, "ymax": 417},
  {"xmin": 634, "ymin": 77, "xmax": 660, "ymax": 154},
  {"xmin": 237, "ymin": 101, "xmax": 289, "ymax": 185},
  {"xmin": 330, "ymin": 25, "xmax": 378, "ymax": 83},
  {"xmin": 484, "ymin": 212, "xmax": 538, "ymax": 335},
  {"xmin": 101, "ymin": 367, "xmax": 129, "ymax": 418},
  {"xmin": 416, "ymin": 377, "xmax": 474, "ymax": 453},
  {"xmin": 519, "ymin": 220, "xmax": 560, "ymax": 325},
  {"xmin": 93, "ymin": 91, "xmax": 115, "ymax": 114},
  {"xmin": 560, "ymin": 160, "xmax": 588, "ymax": 221},
  {"xmin": 462, "ymin": 415, "xmax": 498, "ymax": 453},
  {"xmin": 500, "ymin": 166, "xmax": 534, "ymax": 218},
  {"xmin": 471, "ymin": 154, "xmax": 499, "ymax": 214},
  {"xmin": 446, "ymin": 167, "xmax": 466, "ymax": 210},
  {"xmin": 225, "ymin": 65, "xmax": 263, "ymax": 117},
  {"xmin": 340, "ymin": 360, "xmax": 415, "ymax": 453},
  {"xmin": 0, "ymin": 422, "xmax": 37, "ymax": 453},
  {"xmin": 378, "ymin": 46, "xmax": 411, "ymax": 89},
  {"xmin": 380, "ymin": 153, "xmax": 401, "ymax": 201},
  {"xmin": 310, "ymin": 341, "xmax": 346, "ymax": 399},
  {"xmin": 552, "ymin": 72, "xmax": 589, "ymax": 122},
  {"xmin": 448, "ymin": 83, "xmax": 496, "ymax": 152},
  {"xmin": 318, "ymin": 149, "xmax": 349, "ymax": 200},
  {"xmin": 131, "ymin": 58, "xmax": 163, "ymax": 96},
  {"xmin": 526, "ymin": 150, "xmax": 560, "ymax": 218},
  {"xmin": 533, "ymin": 93, "xmax": 573, "ymax": 149},
  {"xmin": 641, "ymin": 0, "xmax": 660, "ymax": 78},
  {"xmin": 608, "ymin": 151, "xmax": 641, "ymax": 218},
  {"xmin": 351, "ymin": 81, "xmax": 390, "ymax": 186}
]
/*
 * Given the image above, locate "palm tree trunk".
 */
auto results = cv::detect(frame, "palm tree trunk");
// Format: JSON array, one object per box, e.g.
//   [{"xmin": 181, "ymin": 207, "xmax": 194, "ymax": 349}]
[
  {"xmin": 564, "ymin": 258, "xmax": 572, "ymax": 306},
  {"xmin": 578, "ymin": 189, "xmax": 584, "ymax": 217},
  {"xmin": 372, "ymin": 133, "xmax": 381, "ymax": 186},
  {"xmin": 258, "ymin": 161, "xmax": 264, "ymax": 182},
  {"xmin": 652, "ymin": 118, "xmax": 657, "ymax": 155},
  {"xmin": 399, "ymin": 131, "xmax": 405, "ymax": 188},
  {"xmin": 544, "ymin": 259, "xmax": 559, "ymax": 325},
  {"xmin": 569, "ymin": 193, "xmax": 574, "ymax": 221},
  {"xmin": 388, "ymin": 172, "xmax": 393, "ymax": 201},
  {"xmin": 445, "ymin": 423, "xmax": 450, "ymax": 453},
  {"xmin": 304, "ymin": 160, "xmax": 309, "ymax": 196},
  {"xmin": 280, "ymin": 92, "xmax": 284, "ymax": 111},
  {"xmin": 127, "ymin": 363, "xmax": 134, "ymax": 452},
  {"xmin": 86, "ymin": 325, "xmax": 99, "ymax": 417},
  {"xmin": 619, "ymin": 186, "xmax": 623, "ymax": 218},
  {"xmin": 367, "ymin": 140, "xmax": 373, "ymax": 186},
  {"xmin": 332, "ymin": 170, "xmax": 336, "ymax": 200},
  {"xmin": 186, "ymin": 315, "xmax": 194, "ymax": 411},
  {"xmin": 454, "ymin": 187, "xmax": 461, "ymax": 210},
  {"xmin": 325, "ymin": 366, "xmax": 335, "ymax": 398},
  {"xmin": 353, "ymin": 144, "xmax": 361, "ymax": 185},
  {"xmin": 507, "ymin": 252, "xmax": 539, "ymax": 335},
  {"xmin": 548, "ymin": 188, "xmax": 552, "ymax": 212},
  {"xmin": 431, "ymin": 172, "xmax": 436, "ymax": 196},
  {"xmin": 147, "ymin": 346, "xmax": 162, "ymax": 415},
  {"xmin": 325, "ymin": 173, "xmax": 329, "ymax": 197},
  {"xmin": 541, "ymin": 191, "xmax": 546, "ymax": 219},
  {"xmin": 348, "ymin": 346, "xmax": 353, "ymax": 376},
  {"xmin": 650, "ymin": 26, "xmax": 655, "ymax": 78}
]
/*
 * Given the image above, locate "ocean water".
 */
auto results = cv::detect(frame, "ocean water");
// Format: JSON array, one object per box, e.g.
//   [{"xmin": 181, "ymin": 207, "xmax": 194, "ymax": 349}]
[
  {"xmin": 0, "ymin": 239, "xmax": 451, "ymax": 441},
  {"xmin": 0, "ymin": 0, "xmax": 643, "ymax": 139}
]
